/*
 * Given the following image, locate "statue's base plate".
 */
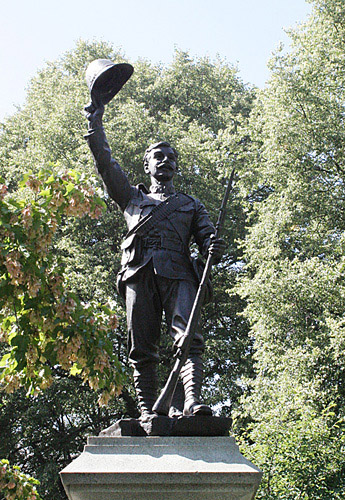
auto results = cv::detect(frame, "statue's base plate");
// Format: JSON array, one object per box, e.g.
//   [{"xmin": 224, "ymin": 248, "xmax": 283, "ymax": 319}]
[{"xmin": 99, "ymin": 415, "xmax": 231, "ymax": 437}]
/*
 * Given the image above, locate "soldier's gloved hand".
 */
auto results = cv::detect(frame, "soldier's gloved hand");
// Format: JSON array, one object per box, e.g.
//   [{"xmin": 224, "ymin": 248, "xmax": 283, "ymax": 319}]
[
  {"xmin": 84, "ymin": 100, "xmax": 104, "ymax": 130},
  {"xmin": 207, "ymin": 234, "xmax": 226, "ymax": 263}
]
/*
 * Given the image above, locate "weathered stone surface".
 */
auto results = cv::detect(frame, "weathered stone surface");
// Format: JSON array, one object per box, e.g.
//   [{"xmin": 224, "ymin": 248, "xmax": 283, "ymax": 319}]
[
  {"xmin": 100, "ymin": 418, "xmax": 146, "ymax": 437},
  {"xmin": 60, "ymin": 436, "xmax": 262, "ymax": 500},
  {"xmin": 99, "ymin": 415, "xmax": 232, "ymax": 437}
]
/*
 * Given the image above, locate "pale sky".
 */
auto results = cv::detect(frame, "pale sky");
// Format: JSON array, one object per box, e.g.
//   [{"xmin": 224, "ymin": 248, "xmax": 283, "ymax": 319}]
[{"xmin": 0, "ymin": 0, "xmax": 312, "ymax": 120}]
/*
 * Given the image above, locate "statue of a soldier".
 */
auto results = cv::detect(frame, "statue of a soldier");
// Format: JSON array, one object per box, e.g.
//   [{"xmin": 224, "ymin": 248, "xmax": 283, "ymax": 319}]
[{"xmin": 84, "ymin": 61, "xmax": 225, "ymax": 420}]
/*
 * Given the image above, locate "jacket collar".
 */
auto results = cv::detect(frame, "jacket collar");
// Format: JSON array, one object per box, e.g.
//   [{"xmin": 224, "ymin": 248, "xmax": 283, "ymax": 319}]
[{"xmin": 149, "ymin": 182, "xmax": 176, "ymax": 195}]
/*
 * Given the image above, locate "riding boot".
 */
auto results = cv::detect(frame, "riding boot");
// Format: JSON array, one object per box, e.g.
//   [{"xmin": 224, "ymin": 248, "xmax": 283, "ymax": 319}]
[
  {"xmin": 133, "ymin": 363, "xmax": 158, "ymax": 420},
  {"xmin": 180, "ymin": 355, "xmax": 212, "ymax": 416}
]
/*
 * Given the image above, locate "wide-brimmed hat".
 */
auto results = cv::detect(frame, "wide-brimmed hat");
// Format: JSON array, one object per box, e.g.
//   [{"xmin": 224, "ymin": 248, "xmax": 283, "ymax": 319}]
[{"xmin": 85, "ymin": 59, "xmax": 134, "ymax": 105}]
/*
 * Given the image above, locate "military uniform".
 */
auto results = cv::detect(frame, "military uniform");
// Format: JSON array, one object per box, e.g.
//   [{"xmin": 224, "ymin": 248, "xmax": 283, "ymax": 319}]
[{"xmin": 85, "ymin": 125, "xmax": 215, "ymax": 416}]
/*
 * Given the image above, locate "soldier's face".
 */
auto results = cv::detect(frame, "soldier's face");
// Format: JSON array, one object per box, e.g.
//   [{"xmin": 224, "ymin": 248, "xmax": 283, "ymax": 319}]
[{"xmin": 144, "ymin": 146, "xmax": 177, "ymax": 182}]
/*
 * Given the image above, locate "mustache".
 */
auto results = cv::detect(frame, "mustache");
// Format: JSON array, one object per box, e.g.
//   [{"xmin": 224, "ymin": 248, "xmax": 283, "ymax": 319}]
[{"xmin": 157, "ymin": 162, "xmax": 174, "ymax": 170}]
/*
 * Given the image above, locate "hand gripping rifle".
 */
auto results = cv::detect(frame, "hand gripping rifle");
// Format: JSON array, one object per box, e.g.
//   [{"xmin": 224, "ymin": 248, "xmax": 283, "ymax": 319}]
[{"xmin": 152, "ymin": 167, "xmax": 236, "ymax": 416}]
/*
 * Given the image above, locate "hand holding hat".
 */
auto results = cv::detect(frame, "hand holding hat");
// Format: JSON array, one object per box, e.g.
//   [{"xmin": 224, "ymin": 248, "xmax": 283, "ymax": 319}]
[
  {"xmin": 84, "ymin": 59, "xmax": 133, "ymax": 127},
  {"xmin": 85, "ymin": 59, "xmax": 134, "ymax": 108}
]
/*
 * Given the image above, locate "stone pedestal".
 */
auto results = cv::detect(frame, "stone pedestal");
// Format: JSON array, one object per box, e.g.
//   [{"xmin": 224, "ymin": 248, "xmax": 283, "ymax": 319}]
[{"xmin": 60, "ymin": 436, "xmax": 262, "ymax": 500}]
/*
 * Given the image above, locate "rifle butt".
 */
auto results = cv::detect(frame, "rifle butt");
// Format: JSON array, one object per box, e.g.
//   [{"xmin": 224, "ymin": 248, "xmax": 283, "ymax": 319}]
[{"xmin": 152, "ymin": 360, "xmax": 181, "ymax": 415}]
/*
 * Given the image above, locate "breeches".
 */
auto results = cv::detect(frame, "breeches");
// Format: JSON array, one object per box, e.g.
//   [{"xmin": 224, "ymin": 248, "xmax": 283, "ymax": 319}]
[{"xmin": 125, "ymin": 263, "xmax": 204, "ymax": 368}]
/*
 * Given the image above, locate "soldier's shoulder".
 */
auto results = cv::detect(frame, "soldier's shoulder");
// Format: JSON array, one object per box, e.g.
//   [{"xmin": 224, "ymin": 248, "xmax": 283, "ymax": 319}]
[
  {"xmin": 178, "ymin": 191, "xmax": 205, "ymax": 207},
  {"xmin": 129, "ymin": 183, "xmax": 150, "ymax": 199},
  {"xmin": 123, "ymin": 184, "xmax": 149, "ymax": 211},
  {"xmin": 178, "ymin": 191, "xmax": 196, "ymax": 203}
]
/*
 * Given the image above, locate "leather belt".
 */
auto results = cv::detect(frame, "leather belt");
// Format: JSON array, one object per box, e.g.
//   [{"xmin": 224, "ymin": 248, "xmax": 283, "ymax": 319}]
[{"xmin": 142, "ymin": 236, "xmax": 183, "ymax": 253}]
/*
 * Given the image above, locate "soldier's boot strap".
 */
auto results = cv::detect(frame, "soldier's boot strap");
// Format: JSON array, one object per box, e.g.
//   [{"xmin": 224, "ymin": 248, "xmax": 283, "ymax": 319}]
[
  {"xmin": 180, "ymin": 356, "xmax": 212, "ymax": 416},
  {"xmin": 133, "ymin": 364, "xmax": 158, "ymax": 420}
]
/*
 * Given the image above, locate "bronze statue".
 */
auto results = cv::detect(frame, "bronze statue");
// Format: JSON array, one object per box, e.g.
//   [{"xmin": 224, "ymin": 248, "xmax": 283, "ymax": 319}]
[{"xmin": 84, "ymin": 60, "xmax": 226, "ymax": 421}]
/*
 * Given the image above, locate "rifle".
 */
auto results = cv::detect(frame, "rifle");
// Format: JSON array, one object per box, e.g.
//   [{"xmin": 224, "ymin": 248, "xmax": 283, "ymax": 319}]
[{"xmin": 152, "ymin": 167, "xmax": 236, "ymax": 416}]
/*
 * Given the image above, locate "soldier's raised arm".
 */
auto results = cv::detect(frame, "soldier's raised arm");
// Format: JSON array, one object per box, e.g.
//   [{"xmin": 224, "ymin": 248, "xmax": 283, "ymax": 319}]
[{"xmin": 84, "ymin": 102, "xmax": 132, "ymax": 211}]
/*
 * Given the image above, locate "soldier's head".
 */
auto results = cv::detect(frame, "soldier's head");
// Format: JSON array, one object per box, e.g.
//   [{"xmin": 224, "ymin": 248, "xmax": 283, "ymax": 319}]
[{"xmin": 143, "ymin": 141, "xmax": 178, "ymax": 182}]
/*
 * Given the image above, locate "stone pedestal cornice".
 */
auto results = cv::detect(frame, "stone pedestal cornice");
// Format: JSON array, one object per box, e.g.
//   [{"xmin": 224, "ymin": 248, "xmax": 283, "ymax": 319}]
[{"xmin": 60, "ymin": 436, "xmax": 262, "ymax": 500}]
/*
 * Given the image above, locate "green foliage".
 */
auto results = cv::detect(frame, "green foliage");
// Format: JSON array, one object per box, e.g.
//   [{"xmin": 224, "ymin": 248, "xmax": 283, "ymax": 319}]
[
  {"xmin": 0, "ymin": 166, "xmax": 123, "ymax": 403},
  {"xmin": 0, "ymin": 458, "xmax": 42, "ymax": 500},
  {"xmin": 235, "ymin": 0, "xmax": 345, "ymax": 498},
  {"xmin": 236, "ymin": 394, "xmax": 345, "ymax": 499}
]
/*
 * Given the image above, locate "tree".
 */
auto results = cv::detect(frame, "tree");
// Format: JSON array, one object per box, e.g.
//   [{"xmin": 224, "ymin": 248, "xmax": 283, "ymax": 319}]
[
  {"xmin": 235, "ymin": 1, "xmax": 345, "ymax": 497},
  {"xmin": 0, "ymin": 458, "xmax": 42, "ymax": 500},
  {"xmin": 0, "ymin": 168, "xmax": 123, "ymax": 402}
]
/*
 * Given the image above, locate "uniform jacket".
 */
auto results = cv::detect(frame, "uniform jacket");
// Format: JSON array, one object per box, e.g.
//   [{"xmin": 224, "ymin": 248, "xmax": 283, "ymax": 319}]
[{"xmin": 85, "ymin": 127, "xmax": 216, "ymax": 284}]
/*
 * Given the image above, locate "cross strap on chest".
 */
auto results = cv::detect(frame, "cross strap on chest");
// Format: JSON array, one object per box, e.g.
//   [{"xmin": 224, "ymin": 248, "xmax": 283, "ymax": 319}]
[{"xmin": 121, "ymin": 192, "xmax": 191, "ymax": 249}]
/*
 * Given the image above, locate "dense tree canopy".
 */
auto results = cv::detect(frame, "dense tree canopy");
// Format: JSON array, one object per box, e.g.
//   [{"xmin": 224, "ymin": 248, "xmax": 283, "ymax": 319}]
[{"xmin": 235, "ymin": 0, "xmax": 345, "ymax": 498}]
